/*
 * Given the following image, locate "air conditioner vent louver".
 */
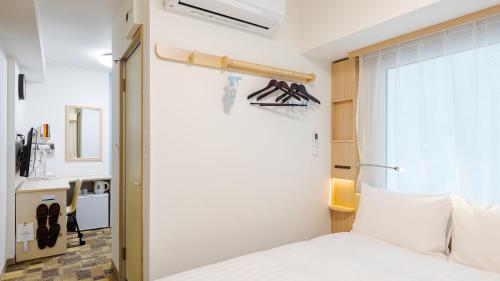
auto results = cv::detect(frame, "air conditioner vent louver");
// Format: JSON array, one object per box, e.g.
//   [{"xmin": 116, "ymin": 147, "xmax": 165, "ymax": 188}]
[{"xmin": 163, "ymin": 0, "xmax": 284, "ymax": 34}]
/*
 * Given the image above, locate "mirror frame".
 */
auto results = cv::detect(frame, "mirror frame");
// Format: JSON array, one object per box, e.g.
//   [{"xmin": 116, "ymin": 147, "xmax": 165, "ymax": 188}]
[{"xmin": 65, "ymin": 105, "xmax": 103, "ymax": 162}]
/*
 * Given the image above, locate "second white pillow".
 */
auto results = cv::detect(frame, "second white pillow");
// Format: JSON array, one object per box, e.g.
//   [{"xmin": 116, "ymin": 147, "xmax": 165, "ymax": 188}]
[
  {"xmin": 449, "ymin": 197, "xmax": 500, "ymax": 274},
  {"xmin": 352, "ymin": 183, "xmax": 452, "ymax": 258}
]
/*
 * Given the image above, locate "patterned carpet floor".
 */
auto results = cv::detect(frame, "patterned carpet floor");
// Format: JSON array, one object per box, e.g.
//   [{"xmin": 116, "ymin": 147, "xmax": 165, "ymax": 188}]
[{"xmin": 1, "ymin": 228, "xmax": 115, "ymax": 281}]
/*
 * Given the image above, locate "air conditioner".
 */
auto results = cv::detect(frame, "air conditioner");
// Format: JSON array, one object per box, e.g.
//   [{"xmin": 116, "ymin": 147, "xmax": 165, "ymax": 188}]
[
  {"xmin": 123, "ymin": 0, "xmax": 142, "ymax": 39},
  {"xmin": 163, "ymin": 0, "xmax": 285, "ymax": 34}
]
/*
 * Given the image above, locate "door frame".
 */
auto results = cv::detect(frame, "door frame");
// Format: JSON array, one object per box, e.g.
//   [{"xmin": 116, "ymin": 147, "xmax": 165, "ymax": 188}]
[{"xmin": 118, "ymin": 25, "xmax": 144, "ymax": 281}]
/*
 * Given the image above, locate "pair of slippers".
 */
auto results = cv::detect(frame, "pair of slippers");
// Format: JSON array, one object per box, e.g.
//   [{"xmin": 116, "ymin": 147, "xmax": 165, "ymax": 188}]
[{"xmin": 36, "ymin": 203, "xmax": 61, "ymax": 249}]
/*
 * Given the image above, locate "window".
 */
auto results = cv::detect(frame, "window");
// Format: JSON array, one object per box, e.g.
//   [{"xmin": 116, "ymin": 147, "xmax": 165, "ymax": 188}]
[{"xmin": 358, "ymin": 14, "xmax": 500, "ymax": 204}]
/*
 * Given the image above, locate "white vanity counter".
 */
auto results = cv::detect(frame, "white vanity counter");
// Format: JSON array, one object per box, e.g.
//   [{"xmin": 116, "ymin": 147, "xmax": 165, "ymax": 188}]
[{"xmin": 16, "ymin": 178, "xmax": 70, "ymax": 193}]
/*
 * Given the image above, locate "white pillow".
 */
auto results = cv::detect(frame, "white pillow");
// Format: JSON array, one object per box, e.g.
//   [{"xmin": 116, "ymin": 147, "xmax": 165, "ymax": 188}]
[
  {"xmin": 450, "ymin": 197, "xmax": 500, "ymax": 274},
  {"xmin": 352, "ymin": 183, "xmax": 452, "ymax": 258}
]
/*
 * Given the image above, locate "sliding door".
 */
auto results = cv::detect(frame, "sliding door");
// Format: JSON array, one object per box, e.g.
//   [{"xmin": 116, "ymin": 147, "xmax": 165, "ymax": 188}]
[{"xmin": 122, "ymin": 34, "xmax": 143, "ymax": 281}]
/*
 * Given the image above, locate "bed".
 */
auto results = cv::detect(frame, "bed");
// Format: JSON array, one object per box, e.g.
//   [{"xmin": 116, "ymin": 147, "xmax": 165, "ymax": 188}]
[{"xmin": 158, "ymin": 232, "xmax": 500, "ymax": 281}]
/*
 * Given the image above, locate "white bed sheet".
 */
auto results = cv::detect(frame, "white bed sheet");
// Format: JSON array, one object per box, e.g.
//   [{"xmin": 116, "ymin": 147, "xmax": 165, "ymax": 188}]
[{"xmin": 158, "ymin": 233, "xmax": 500, "ymax": 281}]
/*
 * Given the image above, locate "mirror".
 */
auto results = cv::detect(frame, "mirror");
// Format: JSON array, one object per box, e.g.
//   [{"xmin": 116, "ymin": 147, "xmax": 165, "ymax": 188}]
[{"xmin": 65, "ymin": 105, "xmax": 102, "ymax": 161}]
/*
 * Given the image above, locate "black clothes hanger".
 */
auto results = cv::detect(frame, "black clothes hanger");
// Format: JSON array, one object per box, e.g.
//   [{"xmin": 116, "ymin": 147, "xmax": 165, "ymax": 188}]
[
  {"xmin": 248, "ymin": 80, "xmax": 321, "ymax": 107},
  {"xmin": 276, "ymin": 83, "xmax": 308, "ymax": 103},
  {"xmin": 256, "ymin": 81, "xmax": 290, "ymax": 101},
  {"xmin": 290, "ymin": 83, "xmax": 309, "ymax": 100},
  {"xmin": 282, "ymin": 84, "xmax": 321, "ymax": 104},
  {"xmin": 297, "ymin": 84, "xmax": 321, "ymax": 104},
  {"xmin": 278, "ymin": 82, "xmax": 303, "ymax": 102},
  {"xmin": 250, "ymin": 102, "xmax": 307, "ymax": 107},
  {"xmin": 257, "ymin": 81, "xmax": 303, "ymax": 102},
  {"xmin": 247, "ymin": 79, "xmax": 278, "ymax": 100}
]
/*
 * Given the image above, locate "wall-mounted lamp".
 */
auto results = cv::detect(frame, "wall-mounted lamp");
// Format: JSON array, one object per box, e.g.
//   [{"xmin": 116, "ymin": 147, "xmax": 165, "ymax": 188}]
[{"xmin": 357, "ymin": 163, "xmax": 401, "ymax": 172}]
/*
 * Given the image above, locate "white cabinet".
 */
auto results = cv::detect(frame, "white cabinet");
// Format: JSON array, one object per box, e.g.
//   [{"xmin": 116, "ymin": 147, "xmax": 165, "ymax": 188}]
[
  {"xmin": 76, "ymin": 193, "xmax": 109, "ymax": 230},
  {"xmin": 15, "ymin": 179, "xmax": 69, "ymax": 261}
]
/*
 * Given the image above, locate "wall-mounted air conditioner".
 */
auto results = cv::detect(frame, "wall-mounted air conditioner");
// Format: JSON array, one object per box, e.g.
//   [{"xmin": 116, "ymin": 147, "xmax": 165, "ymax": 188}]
[
  {"xmin": 123, "ymin": 0, "xmax": 142, "ymax": 39},
  {"xmin": 163, "ymin": 0, "xmax": 285, "ymax": 34}
]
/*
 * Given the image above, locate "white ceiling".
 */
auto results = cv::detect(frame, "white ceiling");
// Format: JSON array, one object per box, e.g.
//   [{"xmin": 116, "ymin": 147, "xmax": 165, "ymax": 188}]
[
  {"xmin": 38, "ymin": 0, "xmax": 117, "ymax": 72},
  {"xmin": 4, "ymin": 0, "xmax": 499, "ymax": 78},
  {"xmin": 301, "ymin": 0, "xmax": 500, "ymax": 60},
  {"xmin": 0, "ymin": 0, "xmax": 45, "ymax": 82}
]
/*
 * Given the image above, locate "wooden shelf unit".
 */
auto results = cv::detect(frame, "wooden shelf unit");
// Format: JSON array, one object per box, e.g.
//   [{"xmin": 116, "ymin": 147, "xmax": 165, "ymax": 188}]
[
  {"xmin": 329, "ymin": 204, "xmax": 355, "ymax": 213},
  {"xmin": 330, "ymin": 58, "xmax": 360, "ymax": 233},
  {"xmin": 330, "ymin": 178, "xmax": 360, "ymax": 233},
  {"xmin": 332, "ymin": 98, "xmax": 355, "ymax": 142}
]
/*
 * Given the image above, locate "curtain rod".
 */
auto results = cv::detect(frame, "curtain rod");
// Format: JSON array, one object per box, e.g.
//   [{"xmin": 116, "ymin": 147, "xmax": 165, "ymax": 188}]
[{"xmin": 348, "ymin": 5, "xmax": 500, "ymax": 58}]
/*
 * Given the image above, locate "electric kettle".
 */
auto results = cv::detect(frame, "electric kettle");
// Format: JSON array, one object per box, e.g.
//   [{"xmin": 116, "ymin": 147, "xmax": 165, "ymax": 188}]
[{"xmin": 94, "ymin": 181, "xmax": 110, "ymax": 194}]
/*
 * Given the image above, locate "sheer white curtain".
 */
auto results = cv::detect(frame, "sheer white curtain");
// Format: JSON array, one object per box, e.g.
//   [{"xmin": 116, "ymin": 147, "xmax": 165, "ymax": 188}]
[{"xmin": 357, "ymin": 14, "xmax": 500, "ymax": 204}]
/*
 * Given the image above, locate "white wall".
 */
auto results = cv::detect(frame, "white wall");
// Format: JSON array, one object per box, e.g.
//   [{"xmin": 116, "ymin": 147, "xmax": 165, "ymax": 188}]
[
  {"xmin": 22, "ymin": 64, "xmax": 110, "ymax": 178},
  {"xmin": 110, "ymin": 26, "xmax": 123, "ymax": 276},
  {"xmin": 110, "ymin": 0, "xmax": 135, "ymax": 271},
  {"xmin": 6, "ymin": 56, "xmax": 19, "ymax": 260},
  {"xmin": 111, "ymin": 0, "xmax": 149, "ymax": 273},
  {"xmin": 0, "ymin": 43, "xmax": 8, "ymax": 272},
  {"xmin": 148, "ymin": 0, "xmax": 331, "ymax": 278}
]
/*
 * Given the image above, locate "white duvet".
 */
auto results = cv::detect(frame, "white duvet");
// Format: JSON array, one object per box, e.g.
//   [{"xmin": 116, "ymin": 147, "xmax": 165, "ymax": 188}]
[{"xmin": 158, "ymin": 233, "xmax": 500, "ymax": 281}]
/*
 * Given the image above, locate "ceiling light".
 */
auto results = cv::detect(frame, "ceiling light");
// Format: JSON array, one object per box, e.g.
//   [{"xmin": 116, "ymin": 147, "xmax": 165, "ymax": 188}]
[{"xmin": 98, "ymin": 53, "xmax": 112, "ymax": 68}]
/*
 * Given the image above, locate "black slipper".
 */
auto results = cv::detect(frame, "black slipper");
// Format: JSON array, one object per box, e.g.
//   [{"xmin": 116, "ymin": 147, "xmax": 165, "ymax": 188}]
[
  {"xmin": 37, "ymin": 216, "xmax": 47, "ymax": 226},
  {"xmin": 48, "ymin": 203, "xmax": 60, "ymax": 226},
  {"xmin": 36, "ymin": 204, "xmax": 48, "ymax": 226},
  {"xmin": 36, "ymin": 226, "xmax": 49, "ymax": 249},
  {"xmin": 47, "ymin": 224, "xmax": 60, "ymax": 248}
]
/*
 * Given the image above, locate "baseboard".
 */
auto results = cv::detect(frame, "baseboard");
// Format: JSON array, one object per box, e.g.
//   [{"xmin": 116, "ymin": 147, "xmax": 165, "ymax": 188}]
[
  {"xmin": 112, "ymin": 260, "xmax": 120, "ymax": 281},
  {"xmin": 1, "ymin": 258, "xmax": 15, "ymax": 276}
]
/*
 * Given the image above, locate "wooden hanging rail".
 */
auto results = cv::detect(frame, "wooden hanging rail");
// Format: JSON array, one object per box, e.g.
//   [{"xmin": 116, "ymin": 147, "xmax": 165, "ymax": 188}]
[{"xmin": 155, "ymin": 44, "xmax": 316, "ymax": 83}]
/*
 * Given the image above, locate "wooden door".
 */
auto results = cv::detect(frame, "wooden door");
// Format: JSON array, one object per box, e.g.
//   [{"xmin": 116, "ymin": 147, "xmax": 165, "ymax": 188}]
[{"xmin": 123, "ymin": 38, "xmax": 143, "ymax": 281}]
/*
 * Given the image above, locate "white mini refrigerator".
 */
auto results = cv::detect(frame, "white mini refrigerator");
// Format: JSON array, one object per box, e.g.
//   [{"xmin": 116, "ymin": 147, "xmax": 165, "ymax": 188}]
[{"xmin": 76, "ymin": 193, "xmax": 109, "ymax": 230}]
